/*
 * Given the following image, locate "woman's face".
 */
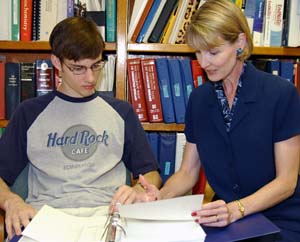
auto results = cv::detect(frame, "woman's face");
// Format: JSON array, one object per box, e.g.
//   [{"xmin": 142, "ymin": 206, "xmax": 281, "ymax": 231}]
[{"xmin": 195, "ymin": 40, "xmax": 240, "ymax": 82}]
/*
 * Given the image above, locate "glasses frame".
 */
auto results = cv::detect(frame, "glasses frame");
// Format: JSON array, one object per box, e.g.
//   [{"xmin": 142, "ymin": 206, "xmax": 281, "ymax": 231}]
[{"xmin": 62, "ymin": 60, "xmax": 106, "ymax": 75}]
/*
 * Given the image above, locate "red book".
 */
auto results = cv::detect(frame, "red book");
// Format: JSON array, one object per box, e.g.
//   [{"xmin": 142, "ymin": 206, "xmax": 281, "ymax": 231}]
[
  {"xmin": 0, "ymin": 58, "xmax": 6, "ymax": 119},
  {"xmin": 140, "ymin": 58, "xmax": 163, "ymax": 123},
  {"xmin": 20, "ymin": 0, "xmax": 33, "ymax": 41},
  {"xmin": 127, "ymin": 58, "xmax": 148, "ymax": 122},
  {"xmin": 192, "ymin": 168, "xmax": 207, "ymax": 195},
  {"xmin": 191, "ymin": 60, "xmax": 206, "ymax": 88}
]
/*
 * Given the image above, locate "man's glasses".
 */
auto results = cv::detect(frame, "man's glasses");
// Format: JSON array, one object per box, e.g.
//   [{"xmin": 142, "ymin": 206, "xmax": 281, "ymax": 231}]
[{"xmin": 63, "ymin": 61, "xmax": 106, "ymax": 75}]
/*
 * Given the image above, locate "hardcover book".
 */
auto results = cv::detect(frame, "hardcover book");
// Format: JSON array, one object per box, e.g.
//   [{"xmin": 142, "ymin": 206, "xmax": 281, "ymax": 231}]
[
  {"xmin": 35, "ymin": 59, "xmax": 54, "ymax": 96},
  {"xmin": 140, "ymin": 58, "xmax": 163, "ymax": 123},
  {"xmin": 20, "ymin": 62, "xmax": 36, "ymax": 101},
  {"xmin": 127, "ymin": 58, "xmax": 148, "ymax": 122},
  {"xmin": 20, "ymin": 0, "xmax": 33, "ymax": 41}
]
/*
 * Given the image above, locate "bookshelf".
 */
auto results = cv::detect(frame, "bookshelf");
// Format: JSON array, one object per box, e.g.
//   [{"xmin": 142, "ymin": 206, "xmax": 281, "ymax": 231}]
[{"xmin": 0, "ymin": 0, "xmax": 300, "ymax": 133}]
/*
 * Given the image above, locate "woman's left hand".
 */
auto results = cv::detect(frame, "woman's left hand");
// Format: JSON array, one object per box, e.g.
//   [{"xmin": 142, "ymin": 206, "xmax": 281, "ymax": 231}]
[{"xmin": 192, "ymin": 200, "xmax": 232, "ymax": 227}]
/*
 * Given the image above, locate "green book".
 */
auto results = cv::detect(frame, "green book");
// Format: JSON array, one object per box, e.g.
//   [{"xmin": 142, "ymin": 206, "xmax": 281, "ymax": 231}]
[{"xmin": 11, "ymin": 0, "xmax": 20, "ymax": 40}]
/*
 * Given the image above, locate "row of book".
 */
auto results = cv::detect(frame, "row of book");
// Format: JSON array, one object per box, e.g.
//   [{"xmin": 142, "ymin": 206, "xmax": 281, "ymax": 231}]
[
  {"xmin": 147, "ymin": 131, "xmax": 207, "ymax": 194},
  {"xmin": 0, "ymin": 55, "xmax": 116, "ymax": 121},
  {"xmin": 0, "ymin": 0, "xmax": 117, "ymax": 42},
  {"xmin": 128, "ymin": 0, "xmax": 300, "ymax": 47},
  {"xmin": 127, "ymin": 55, "xmax": 300, "ymax": 124},
  {"xmin": 127, "ymin": 56, "xmax": 206, "ymax": 124}
]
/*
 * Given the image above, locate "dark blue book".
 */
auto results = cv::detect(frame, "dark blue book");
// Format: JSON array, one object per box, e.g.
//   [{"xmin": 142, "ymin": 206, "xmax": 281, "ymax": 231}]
[
  {"xmin": 147, "ymin": 132, "xmax": 159, "ymax": 161},
  {"xmin": 280, "ymin": 60, "xmax": 294, "ymax": 83},
  {"xmin": 266, "ymin": 59, "xmax": 280, "ymax": 76},
  {"xmin": 155, "ymin": 58, "xmax": 175, "ymax": 123},
  {"xmin": 148, "ymin": 0, "xmax": 178, "ymax": 43},
  {"xmin": 158, "ymin": 132, "xmax": 176, "ymax": 184},
  {"xmin": 178, "ymin": 58, "xmax": 194, "ymax": 107},
  {"xmin": 167, "ymin": 58, "xmax": 186, "ymax": 124},
  {"xmin": 5, "ymin": 62, "xmax": 21, "ymax": 119}
]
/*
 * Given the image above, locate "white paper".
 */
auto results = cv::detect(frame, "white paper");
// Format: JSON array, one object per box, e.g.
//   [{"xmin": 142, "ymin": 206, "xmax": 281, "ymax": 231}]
[
  {"xmin": 21, "ymin": 205, "xmax": 107, "ymax": 242},
  {"xmin": 117, "ymin": 194, "xmax": 204, "ymax": 221}
]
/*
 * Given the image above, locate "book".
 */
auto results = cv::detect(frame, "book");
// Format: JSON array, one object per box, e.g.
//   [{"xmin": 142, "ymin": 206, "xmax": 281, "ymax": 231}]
[
  {"xmin": 20, "ymin": 62, "xmax": 36, "ymax": 101},
  {"xmin": 158, "ymin": 132, "xmax": 177, "ymax": 183},
  {"xmin": 56, "ymin": 1, "xmax": 68, "ymax": 24},
  {"xmin": 147, "ymin": 131, "xmax": 159, "ymax": 161},
  {"xmin": 174, "ymin": 0, "xmax": 200, "ymax": 44},
  {"xmin": 31, "ymin": 0, "xmax": 40, "ymax": 41},
  {"xmin": 5, "ymin": 62, "xmax": 21, "ymax": 119},
  {"xmin": 155, "ymin": 57, "xmax": 176, "ymax": 123},
  {"xmin": 35, "ymin": 59, "xmax": 54, "ymax": 96},
  {"xmin": 178, "ymin": 57, "xmax": 194, "ymax": 106},
  {"xmin": 167, "ymin": 58, "xmax": 186, "ymax": 124},
  {"xmin": 11, "ymin": 0, "xmax": 20, "ymax": 40},
  {"xmin": 127, "ymin": 58, "xmax": 148, "ymax": 122},
  {"xmin": 0, "ymin": 57, "xmax": 6, "ymax": 120},
  {"xmin": 263, "ymin": 0, "xmax": 285, "ymax": 47},
  {"xmin": 130, "ymin": 0, "xmax": 154, "ymax": 43},
  {"xmin": 174, "ymin": 132, "xmax": 186, "ymax": 172},
  {"xmin": 142, "ymin": 0, "xmax": 167, "ymax": 43},
  {"xmin": 294, "ymin": 61, "xmax": 300, "ymax": 95},
  {"xmin": 140, "ymin": 58, "xmax": 164, "ymax": 123},
  {"xmin": 191, "ymin": 59, "xmax": 206, "ymax": 87},
  {"xmin": 20, "ymin": 0, "xmax": 33, "ymax": 41},
  {"xmin": 136, "ymin": 0, "xmax": 162, "ymax": 43},
  {"xmin": 280, "ymin": 60, "xmax": 294, "ymax": 83},
  {"xmin": 127, "ymin": 0, "xmax": 149, "ymax": 41},
  {"xmin": 105, "ymin": 0, "xmax": 117, "ymax": 42},
  {"xmin": 244, "ymin": 0, "xmax": 257, "ymax": 35},
  {"xmin": 148, "ymin": 0, "xmax": 179, "ymax": 43},
  {"xmin": 85, "ymin": 0, "xmax": 106, "ymax": 40},
  {"xmin": 252, "ymin": 0, "xmax": 265, "ymax": 46},
  {"xmin": 192, "ymin": 168, "xmax": 207, "ymax": 195},
  {"xmin": 160, "ymin": 0, "xmax": 181, "ymax": 44},
  {"xmin": 67, "ymin": 0, "xmax": 74, "ymax": 17},
  {"xmin": 286, "ymin": 0, "xmax": 300, "ymax": 47},
  {"xmin": 0, "ymin": 0, "xmax": 11, "ymax": 40},
  {"xmin": 266, "ymin": 59, "xmax": 280, "ymax": 76},
  {"xmin": 39, "ymin": 0, "xmax": 58, "ymax": 41}
]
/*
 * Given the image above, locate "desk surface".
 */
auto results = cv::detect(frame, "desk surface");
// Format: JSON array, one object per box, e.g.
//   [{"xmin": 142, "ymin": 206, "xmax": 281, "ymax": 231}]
[{"xmin": 203, "ymin": 213, "xmax": 280, "ymax": 242}]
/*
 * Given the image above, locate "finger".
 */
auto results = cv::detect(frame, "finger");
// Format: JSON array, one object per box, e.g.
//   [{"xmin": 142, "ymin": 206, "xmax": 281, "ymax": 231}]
[
  {"xmin": 12, "ymin": 216, "xmax": 22, "ymax": 236},
  {"xmin": 137, "ymin": 175, "xmax": 150, "ymax": 190},
  {"xmin": 5, "ymin": 218, "xmax": 14, "ymax": 240}
]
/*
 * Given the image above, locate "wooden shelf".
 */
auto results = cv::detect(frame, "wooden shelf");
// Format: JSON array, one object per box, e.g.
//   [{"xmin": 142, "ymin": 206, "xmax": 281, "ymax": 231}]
[
  {"xmin": 142, "ymin": 123, "xmax": 185, "ymax": 132},
  {"xmin": 0, "ymin": 41, "xmax": 116, "ymax": 52},
  {"xmin": 128, "ymin": 43, "xmax": 300, "ymax": 57}
]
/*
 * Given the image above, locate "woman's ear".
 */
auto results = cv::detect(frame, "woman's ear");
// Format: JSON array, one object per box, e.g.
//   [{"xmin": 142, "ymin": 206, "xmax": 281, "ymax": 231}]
[
  {"xmin": 237, "ymin": 33, "xmax": 246, "ymax": 49},
  {"xmin": 51, "ymin": 54, "xmax": 62, "ymax": 71}
]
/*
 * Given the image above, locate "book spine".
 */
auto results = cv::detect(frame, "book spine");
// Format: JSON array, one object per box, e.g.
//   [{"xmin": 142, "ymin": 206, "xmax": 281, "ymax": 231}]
[
  {"xmin": 5, "ymin": 62, "xmax": 21, "ymax": 119},
  {"xmin": 178, "ymin": 58, "xmax": 194, "ymax": 106},
  {"xmin": 105, "ymin": 0, "xmax": 117, "ymax": 42},
  {"xmin": 252, "ymin": 0, "xmax": 265, "ymax": 46},
  {"xmin": 20, "ymin": 62, "xmax": 36, "ymax": 101},
  {"xmin": 31, "ymin": 0, "xmax": 40, "ymax": 40},
  {"xmin": 140, "ymin": 58, "xmax": 163, "ymax": 122},
  {"xmin": 35, "ymin": 59, "xmax": 54, "ymax": 96},
  {"xmin": 269, "ymin": 0, "xmax": 284, "ymax": 46},
  {"xmin": 0, "ymin": 60, "xmax": 5, "ymax": 119},
  {"xmin": 155, "ymin": 58, "xmax": 176, "ymax": 123},
  {"xmin": 191, "ymin": 60, "xmax": 206, "ymax": 87},
  {"xmin": 127, "ymin": 58, "xmax": 149, "ymax": 122},
  {"xmin": 67, "ymin": 0, "xmax": 74, "ymax": 17},
  {"xmin": 148, "ymin": 0, "xmax": 178, "ymax": 43},
  {"xmin": 11, "ymin": 0, "xmax": 20, "ymax": 40},
  {"xmin": 131, "ymin": 0, "xmax": 154, "ymax": 42},
  {"xmin": 20, "ymin": 0, "xmax": 33, "ymax": 41}
]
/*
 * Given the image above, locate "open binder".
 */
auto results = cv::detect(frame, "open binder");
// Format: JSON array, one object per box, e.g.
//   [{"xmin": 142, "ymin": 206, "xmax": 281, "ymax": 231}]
[{"xmin": 17, "ymin": 195, "xmax": 205, "ymax": 242}]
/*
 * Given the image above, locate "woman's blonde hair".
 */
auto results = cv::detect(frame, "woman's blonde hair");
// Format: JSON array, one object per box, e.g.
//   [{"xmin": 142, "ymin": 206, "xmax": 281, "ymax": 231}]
[{"xmin": 186, "ymin": 0, "xmax": 253, "ymax": 61}]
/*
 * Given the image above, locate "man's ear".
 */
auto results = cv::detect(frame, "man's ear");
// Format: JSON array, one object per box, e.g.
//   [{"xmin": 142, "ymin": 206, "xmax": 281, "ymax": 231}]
[{"xmin": 51, "ymin": 54, "xmax": 62, "ymax": 71}]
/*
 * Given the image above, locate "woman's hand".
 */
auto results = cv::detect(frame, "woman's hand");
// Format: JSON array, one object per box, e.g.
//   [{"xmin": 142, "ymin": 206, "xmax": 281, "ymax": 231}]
[{"xmin": 191, "ymin": 200, "xmax": 232, "ymax": 227}]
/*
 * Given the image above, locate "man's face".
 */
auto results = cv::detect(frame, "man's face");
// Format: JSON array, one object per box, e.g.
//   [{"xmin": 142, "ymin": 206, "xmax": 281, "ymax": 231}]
[{"xmin": 59, "ymin": 56, "xmax": 104, "ymax": 98}]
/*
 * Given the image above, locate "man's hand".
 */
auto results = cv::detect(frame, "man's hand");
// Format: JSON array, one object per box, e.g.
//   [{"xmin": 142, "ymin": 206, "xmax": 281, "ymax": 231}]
[{"xmin": 4, "ymin": 194, "xmax": 37, "ymax": 240}]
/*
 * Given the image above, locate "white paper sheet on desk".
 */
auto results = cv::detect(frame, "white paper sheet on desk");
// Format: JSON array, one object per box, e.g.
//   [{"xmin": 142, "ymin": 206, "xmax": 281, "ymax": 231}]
[
  {"xmin": 117, "ymin": 194, "xmax": 204, "ymax": 220},
  {"xmin": 20, "ymin": 205, "xmax": 107, "ymax": 242}
]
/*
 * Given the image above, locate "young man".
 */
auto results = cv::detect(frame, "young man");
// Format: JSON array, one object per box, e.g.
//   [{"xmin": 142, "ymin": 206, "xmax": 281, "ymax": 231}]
[{"xmin": 0, "ymin": 17, "xmax": 161, "ymax": 240}]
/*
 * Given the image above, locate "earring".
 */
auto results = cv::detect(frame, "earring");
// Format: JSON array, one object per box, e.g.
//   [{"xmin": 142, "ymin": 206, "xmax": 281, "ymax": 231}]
[{"xmin": 236, "ymin": 48, "xmax": 243, "ymax": 56}]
